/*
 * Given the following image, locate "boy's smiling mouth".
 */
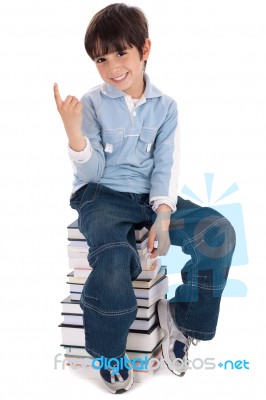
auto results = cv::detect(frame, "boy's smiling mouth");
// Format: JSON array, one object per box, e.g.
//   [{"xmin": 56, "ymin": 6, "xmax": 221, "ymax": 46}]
[{"xmin": 112, "ymin": 73, "xmax": 128, "ymax": 81}]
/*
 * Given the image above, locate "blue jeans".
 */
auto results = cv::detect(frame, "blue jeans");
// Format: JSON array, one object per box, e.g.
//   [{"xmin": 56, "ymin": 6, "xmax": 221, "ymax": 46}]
[{"xmin": 70, "ymin": 182, "xmax": 236, "ymax": 358}]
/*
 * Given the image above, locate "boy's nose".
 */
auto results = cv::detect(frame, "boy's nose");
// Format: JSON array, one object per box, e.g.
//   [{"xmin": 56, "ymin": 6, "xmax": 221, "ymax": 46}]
[{"xmin": 108, "ymin": 59, "xmax": 122, "ymax": 75}]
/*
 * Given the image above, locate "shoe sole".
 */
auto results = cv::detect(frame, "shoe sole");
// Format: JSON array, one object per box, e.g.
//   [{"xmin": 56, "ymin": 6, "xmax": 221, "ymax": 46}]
[
  {"xmin": 114, "ymin": 378, "xmax": 134, "ymax": 394},
  {"xmin": 157, "ymin": 300, "xmax": 185, "ymax": 377},
  {"xmin": 102, "ymin": 368, "xmax": 134, "ymax": 394}
]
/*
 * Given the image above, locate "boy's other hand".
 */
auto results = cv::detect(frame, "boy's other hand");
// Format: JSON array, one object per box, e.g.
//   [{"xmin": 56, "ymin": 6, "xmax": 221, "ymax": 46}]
[
  {"xmin": 53, "ymin": 83, "xmax": 86, "ymax": 151},
  {"xmin": 147, "ymin": 210, "xmax": 171, "ymax": 258}
]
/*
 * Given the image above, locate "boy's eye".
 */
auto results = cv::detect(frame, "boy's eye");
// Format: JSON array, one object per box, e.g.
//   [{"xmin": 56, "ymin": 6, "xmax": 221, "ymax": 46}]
[
  {"xmin": 96, "ymin": 57, "xmax": 105, "ymax": 64},
  {"xmin": 117, "ymin": 51, "xmax": 126, "ymax": 57}
]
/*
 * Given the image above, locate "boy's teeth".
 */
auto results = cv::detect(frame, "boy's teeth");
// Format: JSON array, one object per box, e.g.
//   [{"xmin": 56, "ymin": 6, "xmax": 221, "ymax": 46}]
[{"xmin": 113, "ymin": 73, "xmax": 127, "ymax": 81}]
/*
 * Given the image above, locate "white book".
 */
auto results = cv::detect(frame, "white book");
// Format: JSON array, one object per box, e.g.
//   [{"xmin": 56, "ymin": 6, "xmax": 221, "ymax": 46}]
[
  {"xmin": 62, "ymin": 313, "xmax": 157, "ymax": 331},
  {"xmin": 69, "ymin": 276, "xmax": 168, "ymax": 301},
  {"xmin": 63, "ymin": 349, "xmax": 162, "ymax": 368},
  {"xmin": 131, "ymin": 314, "xmax": 158, "ymax": 330},
  {"xmin": 68, "ymin": 240, "xmax": 88, "ymax": 248},
  {"xmin": 69, "ymin": 258, "xmax": 91, "ymax": 269},
  {"xmin": 133, "ymin": 276, "xmax": 168, "ymax": 299},
  {"xmin": 63, "ymin": 342, "xmax": 162, "ymax": 361},
  {"xmin": 68, "ymin": 239, "xmax": 149, "ymax": 251},
  {"xmin": 68, "ymin": 250, "xmax": 155, "ymax": 270},
  {"xmin": 136, "ymin": 304, "xmax": 157, "ymax": 318},
  {"xmin": 68, "ymin": 243, "xmax": 89, "ymax": 254},
  {"xmin": 136, "ymin": 290, "xmax": 167, "ymax": 307},
  {"xmin": 68, "ymin": 245, "xmax": 148, "ymax": 258},
  {"xmin": 68, "ymin": 220, "xmax": 149, "ymax": 243},
  {"xmin": 69, "ymin": 276, "xmax": 168, "ymax": 299},
  {"xmin": 70, "ymin": 292, "xmax": 82, "ymax": 300},
  {"xmin": 64, "ymin": 347, "xmax": 93, "ymax": 357},
  {"xmin": 62, "ymin": 314, "xmax": 83, "ymax": 326},
  {"xmin": 74, "ymin": 268, "xmax": 92, "ymax": 278},
  {"xmin": 59, "ymin": 322, "xmax": 163, "ymax": 352},
  {"xmin": 134, "ymin": 227, "xmax": 149, "ymax": 241},
  {"xmin": 70, "ymin": 289, "xmax": 167, "ymax": 306},
  {"xmin": 136, "ymin": 259, "xmax": 161, "ymax": 280},
  {"xmin": 68, "ymin": 251, "xmax": 88, "ymax": 259},
  {"xmin": 61, "ymin": 296, "xmax": 82, "ymax": 314},
  {"xmin": 132, "ymin": 266, "xmax": 167, "ymax": 288},
  {"xmin": 136, "ymin": 236, "xmax": 149, "ymax": 249},
  {"xmin": 68, "ymin": 283, "xmax": 82, "ymax": 293},
  {"xmin": 67, "ymin": 265, "xmax": 166, "ymax": 286},
  {"xmin": 67, "ymin": 271, "xmax": 92, "ymax": 284},
  {"xmin": 61, "ymin": 296, "xmax": 159, "ymax": 318},
  {"xmin": 137, "ymin": 246, "xmax": 148, "ymax": 257},
  {"xmin": 140, "ymin": 252, "xmax": 158, "ymax": 271},
  {"xmin": 70, "ymin": 262, "xmax": 161, "ymax": 280},
  {"xmin": 67, "ymin": 220, "xmax": 86, "ymax": 240}
]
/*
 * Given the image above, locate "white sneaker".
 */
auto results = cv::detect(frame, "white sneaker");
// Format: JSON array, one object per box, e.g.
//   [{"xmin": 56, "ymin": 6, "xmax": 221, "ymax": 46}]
[
  {"xmin": 157, "ymin": 299, "xmax": 199, "ymax": 376},
  {"xmin": 99, "ymin": 354, "xmax": 134, "ymax": 394}
]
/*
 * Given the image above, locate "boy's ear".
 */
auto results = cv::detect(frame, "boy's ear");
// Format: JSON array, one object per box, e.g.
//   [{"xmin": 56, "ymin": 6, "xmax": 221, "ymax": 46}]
[{"xmin": 143, "ymin": 38, "xmax": 151, "ymax": 61}]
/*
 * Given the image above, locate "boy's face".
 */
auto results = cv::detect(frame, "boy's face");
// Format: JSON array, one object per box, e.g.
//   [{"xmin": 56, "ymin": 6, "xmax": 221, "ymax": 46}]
[{"xmin": 94, "ymin": 39, "xmax": 151, "ymax": 98}]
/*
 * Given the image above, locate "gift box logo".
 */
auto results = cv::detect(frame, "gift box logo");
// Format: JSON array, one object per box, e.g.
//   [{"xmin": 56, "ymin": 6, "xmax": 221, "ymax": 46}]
[{"xmin": 164, "ymin": 173, "xmax": 248, "ymax": 297}]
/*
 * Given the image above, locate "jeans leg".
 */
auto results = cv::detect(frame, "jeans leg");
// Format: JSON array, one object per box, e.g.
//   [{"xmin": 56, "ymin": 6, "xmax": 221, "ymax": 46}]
[
  {"xmin": 70, "ymin": 183, "xmax": 150, "ymax": 358},
  {"xmin": 79, "ymin": 242, "xmax": 140, "ymax": 358},
  {"xmin": 169, "ymin": 197, "xmax": 236, "ymax": 340}
]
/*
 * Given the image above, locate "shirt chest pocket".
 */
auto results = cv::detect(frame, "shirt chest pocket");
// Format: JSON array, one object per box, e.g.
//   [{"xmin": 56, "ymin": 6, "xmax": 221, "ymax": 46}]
[
  {"xmin": 136, "ymin": 128, "xmax": 157, "ymax": 163},
  {"xmin": 101, "ymin": 129, "xmax": 124, "ymax": 165}
]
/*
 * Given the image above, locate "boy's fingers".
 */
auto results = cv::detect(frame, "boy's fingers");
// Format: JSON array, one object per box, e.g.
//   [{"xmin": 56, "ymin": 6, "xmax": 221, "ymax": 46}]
[
  {"xmin": 64, "ymin": 95, "xmax": 80, "ymax": 108},
  {"xmin": 70, "ymin": 96, "xmax": 80, "ymax": 107},
  {"xmin": 53, "ymin": 83, "xmax": 62, "ymax": 107},
  {"xmin": 75, "ymin": 101, "xmax": 83, "ymax": 111},
  {"xmin": 150, "ymin": 249, "xmax": 158, "ymax": 259},
  {"xmin": 147, "ymin": 229, "xmax": 156, "ymax": 253}
]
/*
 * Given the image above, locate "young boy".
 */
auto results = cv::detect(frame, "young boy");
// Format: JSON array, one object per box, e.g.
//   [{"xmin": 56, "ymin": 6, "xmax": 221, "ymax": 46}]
[{"xmin": 54, "ymin": 3, "xmax": 236, "ymax": 394}]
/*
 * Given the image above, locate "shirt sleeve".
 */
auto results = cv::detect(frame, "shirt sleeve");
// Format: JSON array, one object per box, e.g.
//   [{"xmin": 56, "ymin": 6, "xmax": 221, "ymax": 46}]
[
  {"xmin": 149, "ymin": 99, "xmax": 180, "ymax": 211},
  {"xmin": 151, "ymin": 197, "xmax": 177, "ymax": 213},
  {"xmin": 68, "ymin": 136, "xmax": 92, "ymax": 163},
  {"xmin": 68, "ymin": 95, "xmax": 105, "ymax": 184}
]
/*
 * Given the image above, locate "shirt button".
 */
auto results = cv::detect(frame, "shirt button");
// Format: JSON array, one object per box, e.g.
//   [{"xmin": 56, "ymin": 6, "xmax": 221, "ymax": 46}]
[{"xmin": 133, "ymin": 111, "xmax": 136, "ymax": 116}]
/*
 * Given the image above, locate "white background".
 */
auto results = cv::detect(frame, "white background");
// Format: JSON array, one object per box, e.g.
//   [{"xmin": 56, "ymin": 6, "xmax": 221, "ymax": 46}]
[{"xmin": 0, "ymin": 0, "xmax": 265, "ymax": 398}]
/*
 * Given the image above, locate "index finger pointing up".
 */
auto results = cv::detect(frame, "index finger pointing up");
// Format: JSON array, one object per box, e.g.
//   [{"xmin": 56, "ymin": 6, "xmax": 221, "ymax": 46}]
[{"xmin": 53, "ymin": 83, "xmax": 62, "ymax": 108}]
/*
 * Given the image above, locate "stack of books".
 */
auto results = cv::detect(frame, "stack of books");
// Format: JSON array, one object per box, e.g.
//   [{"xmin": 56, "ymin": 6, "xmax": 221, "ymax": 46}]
[{"xmin": 59, "ymin": 219, "xmax": 168, "ymax": 382}]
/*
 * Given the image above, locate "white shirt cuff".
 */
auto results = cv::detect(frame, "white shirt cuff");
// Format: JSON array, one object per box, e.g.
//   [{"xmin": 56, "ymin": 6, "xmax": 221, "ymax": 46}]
[
  {"xmin": 68, "ymin": 137, "xmax": 92, "ymax": 163},
  {"xmin": 151, "ymin": 198, "xmax": 177, "ymax": 213}
]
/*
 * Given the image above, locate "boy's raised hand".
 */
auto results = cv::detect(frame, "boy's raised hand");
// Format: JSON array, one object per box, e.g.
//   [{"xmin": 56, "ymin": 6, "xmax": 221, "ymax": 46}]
[{"xmin": 53, "ymin": 83, "xmax": 86, "ymax": 151}]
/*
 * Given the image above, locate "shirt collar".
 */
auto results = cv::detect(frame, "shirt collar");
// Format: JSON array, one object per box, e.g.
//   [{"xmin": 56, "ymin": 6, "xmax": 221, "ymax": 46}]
[{"xmin": 100, "ymin": 73, "xmax": 163, "ymax": 99}]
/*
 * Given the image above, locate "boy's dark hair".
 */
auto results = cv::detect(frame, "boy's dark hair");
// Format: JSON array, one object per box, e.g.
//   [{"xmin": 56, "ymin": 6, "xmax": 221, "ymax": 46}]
[{"xmin": 84, "ymin": 3, "xmax": 149, "ymax": 67}]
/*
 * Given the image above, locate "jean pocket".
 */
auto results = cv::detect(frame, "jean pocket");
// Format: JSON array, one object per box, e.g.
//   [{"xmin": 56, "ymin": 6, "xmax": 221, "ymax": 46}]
[
  {"xmin": 101, "ymin": 129, "xmax": 124, "ymax": 165},
  {"xmin": 79, "ymin": 182, "xmax": 100, "ymax": 209},
  {"xmin": 70, "ymin": 183, "xmax": 100, "ymax": 210},
  {"xmin": 136, "ymin": 128, "xmax": 157, "ymax": 163},
  {"xmin": 69, "ymin": 185, "xmax": 88, "ymax": 209}
]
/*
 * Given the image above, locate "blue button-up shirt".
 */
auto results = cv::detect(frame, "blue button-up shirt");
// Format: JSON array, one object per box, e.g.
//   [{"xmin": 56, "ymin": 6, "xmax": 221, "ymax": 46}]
[{"xmin": 68, "ymin": 74, "xmax": 180, "ymax": 211}]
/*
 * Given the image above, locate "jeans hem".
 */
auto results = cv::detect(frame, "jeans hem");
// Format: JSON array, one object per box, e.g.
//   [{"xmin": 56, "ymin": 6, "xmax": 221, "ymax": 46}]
[
  {"xmin": 177, "ymin": 326, "xmax": 216, "ymax": 341},
  {"xmin": 85, "ymin": 346, "xmax": 126, "ymax": 359},
  {"xmin": 169, "ymin": 302, "xmax": 216, "ymax": 341}
]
